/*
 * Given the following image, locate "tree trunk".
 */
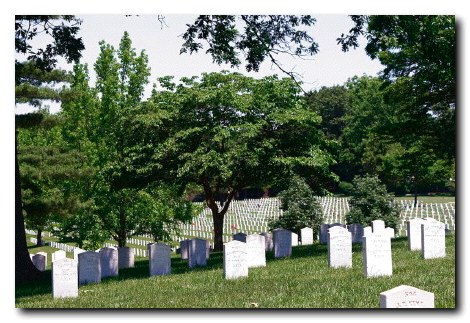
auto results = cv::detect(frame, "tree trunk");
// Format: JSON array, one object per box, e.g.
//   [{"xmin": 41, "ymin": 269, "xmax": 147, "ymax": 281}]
[
  {"xmin": 36, "ymin": 228, "xmax": 43, "ymax": 247},
  {"xmin": 16, "ymin": 133, "xmax": 42, "ymax": 284},
  {"xmin": 212, "ymin": 211, "xmax": 224, "ymax": 251},
  {"xmin": 204, "ymin": 186, "xmax": 236, "ymax": 251}
]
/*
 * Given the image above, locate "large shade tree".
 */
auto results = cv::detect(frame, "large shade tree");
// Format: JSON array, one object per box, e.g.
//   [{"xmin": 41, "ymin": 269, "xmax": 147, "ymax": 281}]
[
  {"xmin": 119, "ymin": 71, "xmax": 335, "ymax": 251},
  {"xmin": 15, "ymin": 15, "xmax": 84, "ymax": 283}
]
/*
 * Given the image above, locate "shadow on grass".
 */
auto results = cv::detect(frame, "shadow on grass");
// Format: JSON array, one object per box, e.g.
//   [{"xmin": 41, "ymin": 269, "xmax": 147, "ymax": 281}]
[{"xmin": 16, "ymin": 237, "xmax": 411, "ymax": 300}]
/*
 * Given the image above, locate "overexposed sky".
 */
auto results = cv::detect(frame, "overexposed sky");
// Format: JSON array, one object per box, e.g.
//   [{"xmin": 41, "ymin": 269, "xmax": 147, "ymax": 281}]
[{"xmin": 15, "ymin": 14, "xmax": 384, "ymax": 114}]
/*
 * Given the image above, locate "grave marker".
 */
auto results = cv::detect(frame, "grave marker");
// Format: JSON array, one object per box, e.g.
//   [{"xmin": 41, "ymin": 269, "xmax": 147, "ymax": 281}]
[
  {"xmin": 260, "ymin": 232, "xmax": 273, "ymax": 251},
  {"xmin": 188, "ymin": 238, "xmax": 207, "ymax": 268},
  {"xmin": 99, "ymin": 247, "xmax": 118, "ymax": 278},
  {"xmin": 246, "ymin": 234, "xmax": 266, "ymax": 268},
  {"xmin": 148, "ymin": 243, "xmax": 171, "ymax": 276},
  {"xmin": 380, "ymin": 285, "xmax": 435, "ymax": 308},
  {"xmin": 180, "ymin": 239, "xmax": 190, "ymax": 260},
  {"xmin": 233, "ymin": 232, "xmax": 247, "ymax": 242},
  {"xmin": 291, "ymin": 232, "xmax": 299, "ymax": 246},
  {"xmin": 78, "ymin": 251, "xmax": 101, "ymax": 285},
  {"xmin": 31, "ymin": 253, "xmax": 46, "ymax": 271},
  {"xmin": 371, "ymin": 220, "xmax": 385, "ymax": 233},
  {"xmin": 300, "ymin": 227, "xmax": 314, "ymax": 245},
  {"xmin": 348, "ymin": 224, "xmax": 364, "ymax": 244},
  {"xmin": 273, "ymin": 228, "xmax": 292, "ymax": 258},
  {"xmin": 52, "ymin": 250, "xmax": 66, "ymax": 263},
  {"xmin": 52, "ymin": 258, "xmax": 78, "ymax": 298},
  {"xmin": 118, "ymin": 247, "xmax": 135, "ymax": 269},
  {"xmin": 327, "ymin": 226, "xmax": 352, "ymax": 268},
  {"xmin": 223, "ymin": 240, "xmax": 248, "ymax": 280},
  {"xmin": 422, "ymin": 219, "xmax": 446, "ymax": 259},
  {"xmin": 362, "ymin": 233, "xmax": 392, "ymax": 278}
]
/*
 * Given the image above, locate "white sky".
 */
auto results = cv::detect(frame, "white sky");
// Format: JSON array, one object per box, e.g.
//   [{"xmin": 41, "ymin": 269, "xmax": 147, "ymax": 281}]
[
  {"xmin": 2, "ymin": 0, "xmax": 469, "ymax": 322},
  {"xmin": 15, "ymin": 14, "xmax": 384, "ymax": 114}
]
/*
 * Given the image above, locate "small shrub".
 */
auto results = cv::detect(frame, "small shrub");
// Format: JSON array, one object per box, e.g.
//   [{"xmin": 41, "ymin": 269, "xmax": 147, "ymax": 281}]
[
  {"xmin": 346, "ymin": 175, "xmax": 400, "ymax": 230},
  {"xmin": 268, "ymin": 176, "xmax": 323, "ymax": 240}
]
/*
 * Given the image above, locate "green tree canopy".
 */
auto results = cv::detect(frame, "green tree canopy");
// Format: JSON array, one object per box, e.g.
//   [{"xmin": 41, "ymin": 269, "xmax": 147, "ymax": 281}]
[{"xmin": 120, "ymin": 71, "xmax": 335, "ymax": 250}]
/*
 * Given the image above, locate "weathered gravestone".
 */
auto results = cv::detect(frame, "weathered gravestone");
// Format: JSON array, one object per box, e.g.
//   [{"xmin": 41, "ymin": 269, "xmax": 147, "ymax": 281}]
[
  {"xmin": 188, "ymin": 238, "xmax": 207, "ymax": 268},
  {"xmin": 223, "ymin": 240, "xmax": 248, "ymax": 280},
  {"xmin": 78, "ymin": 251, "xmax": 101, "ymax": 285},
  {"xmin": 422, "ymin": 219, "xmax": 446, "ymax": 259},
  {"xmin": 246, "ymin": 234, "xmax": 266, "ymax": 268},
  {"xmin": 371, "ymin": 220, "xmax": 386, "ymax": 233},
  {"xmin": 99, "ymin": 247, "xmax": 118, "ymax": 278},
  {"xmin": 180, "ymin": 239, "xmax": 190, "ymax": 260},
  {"xmin": 260, "ymin": 232, "xmax": 273, "ymax": 252},
  {"xmin": 348, "ymin": 223, "xmax": 364, "ymax": 244},
  {"xmin": 148, "ymin": 243, "xmax": 171, "ymax": 276},
  {"xmin": 291, "ymin": 232, "xmax": 299, "ymax": 246},
  {"xmin": 362, "ymin": 233, "xmax": 392, "ymax": 278},
  {"xmin": 118, "ymin": 246, "xmax": 135, "ymax": 269},
  {"xmin": 328, "ymin": 226, "xmax": 352, "ymax": 268},
  {"xmin": 31, "ymin": 253, "xmax": 46, "ymax": 271},
  {"xmin": 273, "ymin": 228, "xmax": 292, "ymax": 258},
  {"xmin": 300, "ymin": 227, "xmax": 314, "ymax": 245},
  {"xmin": 52, "ymin": 250, "xmax": 66, "ymax": 263},
  {"xmin": 380, "ymin": 285, "xmax": 435, "ymax": 308},
  {"xmin": 363, "ymin": 226, "xmax": 372, "ymax": 237},
  {"xmin": 52, "ymin": 258, "xmax": 78, "ymax": 298},
  {"xmin": 233, "ymin": 232, "xmax": 247, "ymax": 242}
]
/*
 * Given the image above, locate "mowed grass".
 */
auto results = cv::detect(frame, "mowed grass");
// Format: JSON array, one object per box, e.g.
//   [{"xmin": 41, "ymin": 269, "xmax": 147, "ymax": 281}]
[
  {"xmin": 394, "ymin": 195, "xmax": 455, "ymax": 203},
  {"xmin": 16, "ymin": 235, "xmax": 455, "ymax": 309}
]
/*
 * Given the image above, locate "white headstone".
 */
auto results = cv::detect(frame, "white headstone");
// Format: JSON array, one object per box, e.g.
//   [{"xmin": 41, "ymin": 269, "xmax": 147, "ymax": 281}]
[
  {"xmin": 73, "ymin": 248, "xmax": 85, "ymax": 261},
  {"xmin": 371, "ymin": 220, "xmax": 386, "ymax": 233},
  {"xmin": 380, "ymin": 285, "xmax": 435, "ymax": 308},
  {"xmin": 362, "ymin": 233, "xmax": 392, "ymax": 278},
  {"xmin": 328, "ymin": 226, "xmax": 352, "ymax": 268},
  {"xmin": 52, "ymin": 258, "xmax": 78, "ymax": 298},
  {"xmin": 422, "ymin": 219, "xmax": 446, "ymax": 259},
  {"xmin": 260, "ymin": 232, "xmax": 273, "ymax": 251},
  {"xmin": 148, "ymin": 243, "xmax": 171, "ymax": 276},
  {"xmin": 363, "ymin": 226, "xmax": 373, "ymax": 237},
  {"xmin": 180, "ymin": 239, "xmax": 190, "ymax": 260},
  {"xmin": 348, "ymin": 223, "xmax": 364, "ymax": 244},
  {"xmin": 223, "ymin": 240, "xmax": 248, "ymax": 280},
  {"xmin": 291, "ymin": 232, "xmax": 299, "ymax": 246},
  {"xmin": 246, "ymin": 234, "xmax": 266, "ymax": 268},
  {"xmin": 233, "ymin": 232, "xmax": 247, "ymax": 242},
  {"xmin": 385, "ymin": 227, "xmax": 395, "ymax": 239},
  {"xmin": 300, "ymin": 227, "xmax": 314, "ymax": 245},
  {"xmin": 272, "ymin": 228, "xmax": 292, "ymax": 258},
  {"xmin": 188, "ymin": 238, "xmax": 207, "ymax": 268},
  {"xmin": 31, "ymin": 253, "xmax": 46, "ymax": 271},
  {"xmin": 99, "ymin": 247, "xmax": 118, "ymax": 278},
  {"xmin": 78, "ymin": 251, "xmax": 101, "ymax": 285},
  {"xmin": 52, "ymin": 250, "xmax": 66, "ymax": 262},
  {"xmin": 118, "ymin": 247, "xmax": 135, "ymax": 269}
]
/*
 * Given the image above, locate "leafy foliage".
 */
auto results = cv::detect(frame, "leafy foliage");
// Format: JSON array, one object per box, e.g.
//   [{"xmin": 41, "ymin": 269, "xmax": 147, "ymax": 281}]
[
  {"xmin": 345, "ymin": 175, "xmax": 401, "ymax": 230},
  {"xmin": 121, "ymin": 71, "xmax": 334, "ymax": 250},
  {"xmin": 15, "ymin": 15, "xmax": 84, "ymax": 71},
  {"xmin": 268, "ymin": 176, "xmax": 323, "ymax": 240},
  {"xmin": 181, "ymin": 15, "xmax": 318, "ymax": 90}
]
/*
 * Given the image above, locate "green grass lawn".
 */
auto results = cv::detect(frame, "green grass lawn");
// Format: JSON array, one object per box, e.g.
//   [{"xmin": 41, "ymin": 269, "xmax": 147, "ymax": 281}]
[
  {"xmin": 16, "ymin": 235, "xmax": 455, "ymax": 309},
  {"xmin": 394, "ymin": 196, "xmax": 455, "ymax": 203}
]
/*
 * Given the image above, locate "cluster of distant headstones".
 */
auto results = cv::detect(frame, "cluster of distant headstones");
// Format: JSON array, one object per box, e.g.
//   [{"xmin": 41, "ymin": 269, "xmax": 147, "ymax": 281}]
[{"xmin": 29, "ymin": 217, "xmax": 446, "ymax": 308}]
